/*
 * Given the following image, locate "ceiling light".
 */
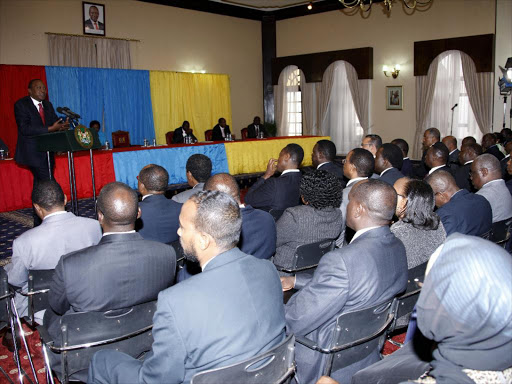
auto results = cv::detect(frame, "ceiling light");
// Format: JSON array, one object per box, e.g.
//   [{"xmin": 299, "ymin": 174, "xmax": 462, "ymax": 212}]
[{"xmin": 339, "ymin": 0, "xmax": 432, "ymax": 13}]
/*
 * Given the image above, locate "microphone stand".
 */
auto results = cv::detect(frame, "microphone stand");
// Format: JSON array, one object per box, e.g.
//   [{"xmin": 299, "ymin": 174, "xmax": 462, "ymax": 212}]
[{"xmin": 450, "ymin": 104, "xmax": 458, "ymax": 136}]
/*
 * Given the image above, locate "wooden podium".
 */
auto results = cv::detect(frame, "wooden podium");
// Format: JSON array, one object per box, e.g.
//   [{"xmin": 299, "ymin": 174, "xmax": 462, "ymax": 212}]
[{"xmin": 36, "ymin": 128, "xmax": 101, "ymax": 215}]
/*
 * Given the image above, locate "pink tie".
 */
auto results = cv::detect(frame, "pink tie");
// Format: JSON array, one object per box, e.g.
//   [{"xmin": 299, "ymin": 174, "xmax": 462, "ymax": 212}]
[{"xmin": 38, "ymin": 103, "xmax": 45, "ymax": 125}]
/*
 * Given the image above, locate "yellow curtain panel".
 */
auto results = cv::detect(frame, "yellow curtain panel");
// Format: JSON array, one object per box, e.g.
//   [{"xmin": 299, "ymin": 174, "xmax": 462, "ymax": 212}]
[{"xmin": 150, "ymin": 71, "xmax": 232, "ymax": 144}]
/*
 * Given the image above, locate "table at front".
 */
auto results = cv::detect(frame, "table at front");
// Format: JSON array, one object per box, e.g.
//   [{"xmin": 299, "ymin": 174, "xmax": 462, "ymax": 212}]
[{"xmin": 0, "ymin": 136, "xmax": 328, "ymax": 213}]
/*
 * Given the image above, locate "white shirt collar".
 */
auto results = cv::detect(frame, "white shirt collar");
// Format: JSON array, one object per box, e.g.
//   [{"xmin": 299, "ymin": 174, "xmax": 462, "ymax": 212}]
[
  {"xmin": 350, "ymin": 226, "xmax": 381, "ymax": 243},
  {"xmin": 449, "ymin": 149, "xmax": 458, "ymax": 155},
  {"xmin": 464, "ymin": 160, "xmax": 474, "ymax": 165},
  {"xmin": 316, "ymin": 162, "xmax": 329, "ymax": 169},
  {"xmin": 43, "ymin": 210, "xmax": 68, "ymax": 220},
  {"xmin": 403, "ymin": 157, "xmax": 409, "ymax": 160},
  {"xmin": 380, "ymin": 167, "xmax": 393, "ymax": 176},
  {"xmin": 347, "ymin": 176, "xmax": 368, "ymax": 187},
  {"xmin": 103, "ymin": 230, "xmax": 136, "ymax": 237},
  {"xmin": 281, "ymin": 169, "xmax": 300, "ymax": 175},
  {"xmin": 201, "ymin": 254, "xmax": 218, "ymax": 271},
  {"xmin": 141, "ymin": 194, "xmax": 154, "ymax": 201},
  {"xmin": 504, "ymin": 154, "xmax": 510, "ymax": 160},
  {"xmin": 31, "ymin": 97, "xmax": 42, "ymax": 109},
  {"xmin": 428, "ymin": 164, "xmax": 446, "ymax": 175}
]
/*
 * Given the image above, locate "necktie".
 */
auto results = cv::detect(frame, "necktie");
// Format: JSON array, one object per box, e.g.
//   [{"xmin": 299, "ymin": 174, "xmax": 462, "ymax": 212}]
[
  {"xmin": 38, "ymin": 103, "xmax": 45, "ymax": 125},
  {"xmin": 94, "ymin": 22, "xmax": 98, "ymax": 30}
]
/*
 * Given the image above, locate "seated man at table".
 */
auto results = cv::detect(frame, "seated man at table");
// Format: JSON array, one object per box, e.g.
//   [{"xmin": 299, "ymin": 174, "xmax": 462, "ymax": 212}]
[
  {"xmin": 244, "ymin": 143, "xmax": 303, "ymax": 212},
  {"xmin": 172, "ymin": 154, "xmax": 212, "ymax": 203},
  {"xmin": 212, "ymin": 117, "xmax": 231, "ymax": 141},
  {"xmin": 136, "ymin": 164, "xmax": 181, "ymax": 244},
  {"xmin": 247, "ymin": 116, "xmax": 266, "ymax": 138},
  {"xmin": 88, "ymin": 191, "xmax": 286, "ymax": 384},
  {"xmin": 172, "ymin": 120, "xmax": 197, "ymax": 144}
]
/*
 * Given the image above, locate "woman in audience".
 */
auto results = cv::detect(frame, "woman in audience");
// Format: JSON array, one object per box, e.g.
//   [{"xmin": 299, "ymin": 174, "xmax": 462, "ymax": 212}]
[
  {"xmin": 391, "ymin": 178, "xmax": 446, "ymax": 269},
  {"xmin": 273, "ymin": 170, "xmax": 342, "ymax": 272}
]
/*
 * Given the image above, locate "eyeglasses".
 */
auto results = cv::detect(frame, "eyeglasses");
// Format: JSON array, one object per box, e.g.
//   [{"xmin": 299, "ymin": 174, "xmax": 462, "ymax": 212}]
[{"xmin": 361, "ymin": 143, "xmax": 373, "ymax": 147}]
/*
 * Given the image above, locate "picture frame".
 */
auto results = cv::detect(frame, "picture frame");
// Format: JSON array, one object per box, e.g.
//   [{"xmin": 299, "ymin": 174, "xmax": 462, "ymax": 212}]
[
  {"xmin": 83, "ymin": 2, "xmax": 105, "ymax": 36},
  {"xmin": 386, "ymin": 86, "xmax": 403, "ymax": 110}
]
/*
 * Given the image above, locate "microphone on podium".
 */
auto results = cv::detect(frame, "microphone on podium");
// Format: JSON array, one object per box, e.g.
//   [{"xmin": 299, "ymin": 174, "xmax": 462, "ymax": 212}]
[{"xmin": 57, "ymin": 107, "xmax": 81, "ymax": 120}]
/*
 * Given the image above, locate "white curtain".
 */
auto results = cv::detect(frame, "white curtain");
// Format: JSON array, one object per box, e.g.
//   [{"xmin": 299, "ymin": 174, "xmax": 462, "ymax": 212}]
[
  {"xmin": 345, "ymin": 63, "xmax": 371, "ymax": 135},
  {"xmin": 275, "ymin": 65, "xmax": 301, "ymax": 136},
  {"xmin": 302, "ymin": 82, "xmax": 322, "ymax": 135},
  {"xmin": 321, "ymin": 61, "xmax": 363, "ymax": 154}
]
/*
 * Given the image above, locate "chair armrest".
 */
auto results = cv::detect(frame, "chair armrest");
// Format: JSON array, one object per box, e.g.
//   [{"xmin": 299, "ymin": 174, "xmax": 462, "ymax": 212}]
[
  {"xmin": 295, "ymin": 335, "xmax": 331, "ymax": 354},
  {"xmin": 18, "ymin": 288, "xmax": 50, "ymax": 297},
  {"xmin": 37, "ymin": 325, "xmax": 54, "ymax": 347},
  {"xmin": 275, "ymin": 264, "xmax": 318, "ymax": 274}
]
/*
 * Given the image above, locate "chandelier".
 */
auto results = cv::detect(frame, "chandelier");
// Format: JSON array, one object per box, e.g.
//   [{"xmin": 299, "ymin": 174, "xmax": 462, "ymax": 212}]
[{"xmin": 339, "ymin": 0, "xmax": 432, "ymax": 12}]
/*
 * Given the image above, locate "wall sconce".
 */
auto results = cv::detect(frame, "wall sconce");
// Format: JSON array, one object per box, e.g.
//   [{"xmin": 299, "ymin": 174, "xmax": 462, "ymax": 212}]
[
  {"xmin": 307, "ymin": 2, "xmax": 313, "ymax": 10},
  {"xmin": 383, "ymin": 64, "xmax": 401, "ymax": 79}
]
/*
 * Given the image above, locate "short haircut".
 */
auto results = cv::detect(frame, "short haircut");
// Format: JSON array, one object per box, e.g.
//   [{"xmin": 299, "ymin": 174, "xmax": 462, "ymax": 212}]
[
  {"xmin": 204, "ymin": 173, "xmax": 240, "ymax": 202},
  {"xmin": 482, "ymin": 133, "xmax": 497, "ymax": 147},
  {"xmin": 315, "ymin": 140, "xmax": 336, "ymax": 161},
  {"xmin": 31, "ymin": 179, "xmax": 65, "ymax": 210},
  {"xmin": 429, "ymin": 142, "xmax": 449, "ymax": 163},
  {"xmin": 349, "ymin": 148, "xmax": 375, "ymax": 177},
  {"xmin": 89, "ymin": 120, "xmax": 100, "ymax": 128},
  {"xmin": 380, "ymin": 143, "xmax": 404, "ymax": 169},
  {"xmin": 139, "ymin": 164, "xmax": 169, "ymax": 192},
  {"xmin": 28, "ymin": 79, "xmax": 42, "ymax": 89},
  {"xmin": 284, "ymin": 143, "xmax": 304, "ymax": 166},
  {"xmin": 425, "ymin": 170, "xmax": 457, "ymax": 193},
  {"xmin": 474, "ymin": 154, "xmax": 501, "ymax": 174},
  {"xmin": 462, "ymin": 136, "xmax": 477, "ymax": 146},
  {"xmin": 97, "ymin": 182, "xmax": 139, "ymax": 226},
  {"xmin": 186, "ymin": 154, "xmax": 212, "ymax": 183},
  {"xmin": 401, "ymin": 179, "xmax": 440, "ymax": 230},
  {"xmin": 425, "ymin": 128, "xmax": 440, "ymax": 141},
  {"xmin": 218, "ymin": 117, "xmax": 225, "ymax": 124},
  {"xmin": 351, "ymin": 179, "xmax": 396, "ymax": 223},
  {"xmin": 443, "ymin": 136, "xmax": 457, "ymax": 149},
  {"xmin": 364, "ymin": 134, "xmax": 382, "ymax": 149},
  {"xmin": 182, "ymin": 120, "xmax": 189, "ymax": 127},
  {"xmin": 391, "ymin": 138, "xmax": 409, "ymax": 157},
  {"xmin": 462, "ymin": 143, "xmax": 483, "ymax": 159},
  {"xmin": 300, "ymin": 170, "xmax": 342, "ymax": 209},
  {"xmin": 501, "ymin": 128, "xmax": 512, "ymax": 142},
  {"xmin": 190, "ymin": 190, "xmax": 242, "ymax": 250}
]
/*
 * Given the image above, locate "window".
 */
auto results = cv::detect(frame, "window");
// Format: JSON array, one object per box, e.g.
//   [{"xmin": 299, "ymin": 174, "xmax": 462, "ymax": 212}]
[{"xmin": 286, "ymin": 69, "xmax": 302, "ymax": 136}]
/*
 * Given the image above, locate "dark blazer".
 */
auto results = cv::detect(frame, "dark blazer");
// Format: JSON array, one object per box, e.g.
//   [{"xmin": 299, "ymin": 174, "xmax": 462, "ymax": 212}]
[
  {"xmin": 137, "ymin": 194, "xmax": 182, "ymax": 244},
  {"xmin": 379, "ymin": 167, "xmax": 405, "ymax": 186},
  {"xmin": 45, "ymin": 232, "xmax": 176, "ymax": 340},
  {"xmin": 413, "ymin": 148, "xmax": 429, "ymax": 179},
  {"xmin": 247, "ymin": 123, "xmax": 266, "ymax": 138},
  {"xmin": 507, "ymin": 179, "xmax": 512, "ymax": 196},
  {"xmin": 286, "ymin": 226, "xmax": 408, "ymax": 384},
  {"xmin": 84, "ymin": 19, "xmax": 104, "ymax": 30},
  {"xmin": 485, "ymin": 145, "xmax": 505, "ymax": 161},
  {"xmin": 501, "ymin": 155, "xmax": 511, "ymax": 181},
  {"xmin": 172, "ymin": 127, "xmax": 197, "ymax": 144},
  {"xmin": 212, "ymin": 124, "xmax": 231, "ymax": 141},
  {"xmin": 239, "ymin": 205, "xmax": 276, "ymax": 259},
  {"xmin": 87, "ymin": 247, "xmax": 286, "ymax": 384},
  {"xmin": 14, "ymin": 96, "xmax": 59, "ymax": 168},
  {"xmin": 400, "ymin": 158, "xmax": 413, "ymax": 177},
  {"xmin": 317, "ymin": 162, "xmax": 346, "ymax": 187},
  {"xmin": 447, "ymin": 149, "xmax": 460, "ymax": 166},
  {"xmin": 437, "ymin": 189, "xmax": 492, "ymax": 236},
  {"xmin": 244, "ymin": 171, "xmax": 302, "ymax": 212},
  {"xmin": 455, "ymin": 162, "xmax": 476, "ymax": 192}
]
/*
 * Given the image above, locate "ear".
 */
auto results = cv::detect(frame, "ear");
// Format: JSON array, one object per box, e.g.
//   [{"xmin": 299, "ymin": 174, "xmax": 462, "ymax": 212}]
[
  {"xmin": 301, "ymin": 196, "xmax": 308, "ymax": 205},
  {"xmin": 137, "ymin": 207, "xmax": 141, "ymax": 219},
  {"xmin": 63, "ymin": 194, "xmax": 68, "ymax": 206},
  {"xmin": 97, "ymin": 210, "xmax": 104, "ymax": 224},
  {"xmin": 33, "ymin": 203, "xmax": 42, "ymax": 217},
  {"xmin": 480, "ymin": 168, "xmax": 489, "ymax": 177},
  {"xmin": 354, "ymin": 202, "xmax": 364, "ymax": 219},
  {"xmin": 198, "ymin": 232, "xmax": 211, "ymax": 251}
]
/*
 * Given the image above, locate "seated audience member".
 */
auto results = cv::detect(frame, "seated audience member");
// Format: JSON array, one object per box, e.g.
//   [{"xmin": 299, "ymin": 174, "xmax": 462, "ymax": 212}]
[
  {"xmin": 282, "ymin": 179, "xmax": 407, "ymax": 384},
  {"xmin": 426, "ymin": 170, "xmax": 492, "ymax": 236},
  {"xmin": 482, "ymin": 132, "xmax": 505, "ymax": 161},
  {"xmin": 442, "ymin": 135, "xmax": 460, "ymax": 170},
  {"xmin": 172, "ymin": 120, "xmax": 197, "ymax": 144},
  {"xmin": 172, "ymin": 154, "xmax": 212, "ymax": 203},
  {"xmin": 455, "ymin": 143, "xmax": 482, "ymax": 192},
  {"xmin": 462, "ymin": 136, "xmax": 477, "ymax": 146},
  {"xmin": 247, "ymin": 116, "xmax": 266, "ymax": 138},
  {"xmin": 361, "ymin": 134, "xmax": 382, "ymax": 158},
  {"xmin": 44, "ymin": 182, "xmax": 176, "ymax": 352},
  {"xmin": 244, "ymin": 143, "xmax": 303, "ymax": 212},
  {"xmin": 88, "ymin": 191, "xmax": 286, "ymax": 384},
  {"xmin": 471, "ymin": 154, "xmax": 512, "ymax": 223},
  {"xmin": 136, "ymin": 164, "xmax": 181, "ymax": 244},
  {"xmin": 425, "ymin": 142, "xmax": 452, "ymax": 176},
  {"xmin": 375, "ymin": 143, "xmax": 404, "ymax": 186},
  {"xmin": 89, "ymin": 120, "xmax": 101, "ymax": 132},
  {"xmin": 507, "ymin": 155, "xmax": 512, "ymax": 196},
  {"xmin": 353, "ymin": 234, "xmax": 512, "ymax": 384},
  {"xmin": 500, "ymin": 141, "xmax": 512, "ymax": 180},
  {"xmin": 204, "ymin": 173, "xmax": 276, "ymax": 259},
  {"xmin": 5, "ymin": 180, "xmax": 101, "ymax": 318},
  {"xmin": 312, "ymin": 139, "xmax": 345, "ymax": 184},
  {"xmin": 415, "ymin": 128, "xmax": 441, "ymax": 179},
  {"xmin": 212, "ymin": 117, "xmax": 231, "ymax": 141},
  {"xmin": 391, "ymin": 178, "xmax": 446, "ymax": 269},
  {"xmin": 391, "ymin": 138, "xmax": 413, "ymax": 177},
  {"xmin": 336, "ymin": 148, "xmax": 374, "ymax": 247},
  {"xmin": 501, "ymin": 127, "xmax": 512, "ymax": 144},
  {"xmin": 273, "ymin": 170, "xmax": 343, "ymax": 272}
]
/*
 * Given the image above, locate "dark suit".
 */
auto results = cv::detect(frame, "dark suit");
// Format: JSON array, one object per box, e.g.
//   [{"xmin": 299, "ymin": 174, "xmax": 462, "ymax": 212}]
[
  {"xmin": 501, "ymin": 155, "xmax": 511, "ymax": 181},
  {"xmin": 318, "ymin": 162, "xmax": 346, "ymax": 187},
  {"xmin": 172, "ymin": 127, "xmax": 197, "ymax": 144},
  {"xmin": 88, "ymin": 247, "xmax": 286, "ymax": 384},
  {"xmin": 212, "ymin": 124, "xmax": 231, "ymax": 141},
  {"xmin": 413, "ymin": 148, "xmax": 430, "ymax": 179},
  {"xmin": 379, "ymin": 167, "xmax": 405, "ymax": 186},
  {"xmin": 137, "ymin": 194, "xmax": 182, "ymax": 244},
  {"xmin": 401, "ymin": 158, "xmax": 413, "ymax": 177},
  {"xmin": 437, "ymin": 189, "xmax": 492, "ymax": 236},
  {"xmin": 507, "ymin": 179, "xmax": 512, "ymax": 196},
  {"xmin": 455, "ymin": 162, "xmax": 476, "ymax": 192},
  {"xmin": 85, "ymin": 19, "xmax": 104, "ymax": 31},
  {"xmin": 239, "ymin": 205, "xmax": 276, "ymax": 259},
  {"xmin": 447, "ymin": 149, "xmax": 460, "ymax": 166},
  {"xmin": 285, "ymin": 226, "xmax": 408, "ymax": 384},
  {"xmin": 244, "ymin": 171, "xmax": 302, "ymax": 212},
  {"xmin": 247, "ymin": 123, "xmax": 266, "ymax": 138},
  {"xmin": 485, "ymin": 145, "xmax": 505, "ymax": 161}
]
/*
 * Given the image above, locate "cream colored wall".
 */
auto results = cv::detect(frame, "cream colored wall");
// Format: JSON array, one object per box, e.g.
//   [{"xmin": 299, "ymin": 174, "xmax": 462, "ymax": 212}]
[
  {"xmin": 0, "ymin": 0, "xmax": 263, "ymax": 137},
  {"xmin": 276, "ymin": 0, "xmax": 496, "ymax": 156}
]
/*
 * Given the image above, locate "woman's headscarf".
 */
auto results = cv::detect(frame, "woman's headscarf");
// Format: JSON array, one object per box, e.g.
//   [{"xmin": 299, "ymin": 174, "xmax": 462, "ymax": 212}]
[{"xmin": 416, "ymin": 233, "xmax": 512, "ymax": 383}]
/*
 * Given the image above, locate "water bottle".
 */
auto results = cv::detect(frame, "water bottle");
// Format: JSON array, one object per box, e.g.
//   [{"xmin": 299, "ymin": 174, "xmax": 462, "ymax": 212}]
[
  {"xmin": 104, "ymin": 140, "xmax": 110, "ymax": 150},
  {"xmin": 152, "ymin": 138, "xmax": 157, "ymax": 146},
  {"xmin": 143, "ymin": 138, "xmax": 148, "ymax": 147},
  {"xmin": 0, "ymin": 150, "xmax": 4, "ymax": 160}
]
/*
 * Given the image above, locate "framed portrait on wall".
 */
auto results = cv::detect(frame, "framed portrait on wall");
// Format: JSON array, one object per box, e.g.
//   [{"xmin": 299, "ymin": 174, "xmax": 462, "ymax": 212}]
[
  {"xmin": 83, "ymin": 2, "xmax": 105, "ymax": 36},
  {"xmin": 386, "ymin": 86, "xmax": 403, "ymax": 110}
]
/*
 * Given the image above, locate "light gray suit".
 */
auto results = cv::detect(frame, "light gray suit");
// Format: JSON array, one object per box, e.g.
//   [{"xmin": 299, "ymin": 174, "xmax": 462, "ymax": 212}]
[
  {"xmin": 171, "ymin": 182, "xmax": 204, "ymax": 203},
  {"xmin": 6, "ymin": 212, "xmax": 101, "ymax": 317},
  {"xmin": 476, "ymin": 179, "xmax": 512, "ymax": 222}
]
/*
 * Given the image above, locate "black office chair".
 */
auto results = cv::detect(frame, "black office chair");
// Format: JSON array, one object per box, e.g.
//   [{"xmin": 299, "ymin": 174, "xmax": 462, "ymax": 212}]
[
  {"xmin": 20, "ymin": 269, "xmax": 54, "ymax": 327},
  {"xmin": 490, "ymin": 218, "xmax": 512, "ymax": 247},
  {"xmin": 191, "ymin": 334, "xmax": 295, "ymax": 384},
  {"xmin": 295, "ymin": 298, "xmax": 396, "ymax": 377},
  {"xmin": 38, "ymin": 300, "xmax": 157, "ymax": 384},
  {"xmin": 276, "ymin": 239, "xmax": 335, "ymax": 274}
]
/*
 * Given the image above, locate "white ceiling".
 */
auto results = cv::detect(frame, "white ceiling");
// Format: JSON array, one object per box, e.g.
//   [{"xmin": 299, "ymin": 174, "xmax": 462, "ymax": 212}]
[{"xmin": 210, "ymin": 0, "xmax": 318, "ymax": 11}]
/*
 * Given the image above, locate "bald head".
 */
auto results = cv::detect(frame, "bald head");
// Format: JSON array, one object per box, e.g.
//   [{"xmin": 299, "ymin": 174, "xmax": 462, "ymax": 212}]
[
  {"xmin": 204, "ymin": 173, "xmax": 240, "ymax": 203},
  {"xmin": 442, "ymin": 136, "xmax": 457, "ymax": 152},
  {"xmin": 97, "ymin": 182, "xmax": 139, "ymax": 229},
  {"xmin": 425, "ymin": 170, "xmax": 459, "ymax": 208},
  {"xmin": 471, "ymin": 154, "xmax": 502, "ymax": 190}
]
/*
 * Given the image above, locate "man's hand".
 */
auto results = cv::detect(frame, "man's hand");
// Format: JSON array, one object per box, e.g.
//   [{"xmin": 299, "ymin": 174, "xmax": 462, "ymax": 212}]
[
  {"xmin": 263, "ymin": 158, "xmax": 277, "ymax": 179},
  {"xmin": 48, "ymin": 118, "xmax": 69, "ymax": 132},
  {"xmin": 280, "ymin": 276, "xmax": 295, "ymax": 291},
  {"xmin": 316, "ymin": 376, "xmax": 339, "ymax": 384}
]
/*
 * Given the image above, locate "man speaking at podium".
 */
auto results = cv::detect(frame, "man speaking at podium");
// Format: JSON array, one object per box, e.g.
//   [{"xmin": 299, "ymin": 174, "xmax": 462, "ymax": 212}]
[{"xmin": 14, "ymin": 79, "xmax": 69, "ymax": 225}]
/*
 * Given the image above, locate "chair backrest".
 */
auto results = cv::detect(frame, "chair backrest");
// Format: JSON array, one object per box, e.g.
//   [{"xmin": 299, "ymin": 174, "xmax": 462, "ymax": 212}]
[
  {"xmin": 28, "ymin": 269, "xmax": 54, "ymax": 317},
  {"xmin": 491, "ymin": 218, "xmax": 512, "ymax": 245},
  {"xmin": 191, "ymin": 334, "xmax": 295, "ymax": 384},
  {"xmin": 204, "ymin": 129, "xmax": 213, "ymax": 141},
  {"xmin": 241, "ymin": 128, "xmax": 249, "ymax": 140},
  {"xmin": 325, "ymin": 298, "xmax": 396, "ymax": 376},
  {"xmin": 0, "ymin": 268, "xmax": 10, "ymax": 330},
  {"xmin": 269, "ymin": 209, "xmax": 284, "ymax": 222},
  {"xmin": 292, "ymin": 240, "xmax": 335, "ymax": 271},
  {"xmin": 111, "ymin": 130, "xmax": 131, "ymax": 148},
  {"xmin": 405, "ymin": 262, "xmax": 427, "ymax": 292},
  {"xmin": 391, "ymin": 288, "xmax": 421, "ymax": 333},
  {"xmin": 165, "ymin": 131, "xmax": 174, "ymax": 145}
]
